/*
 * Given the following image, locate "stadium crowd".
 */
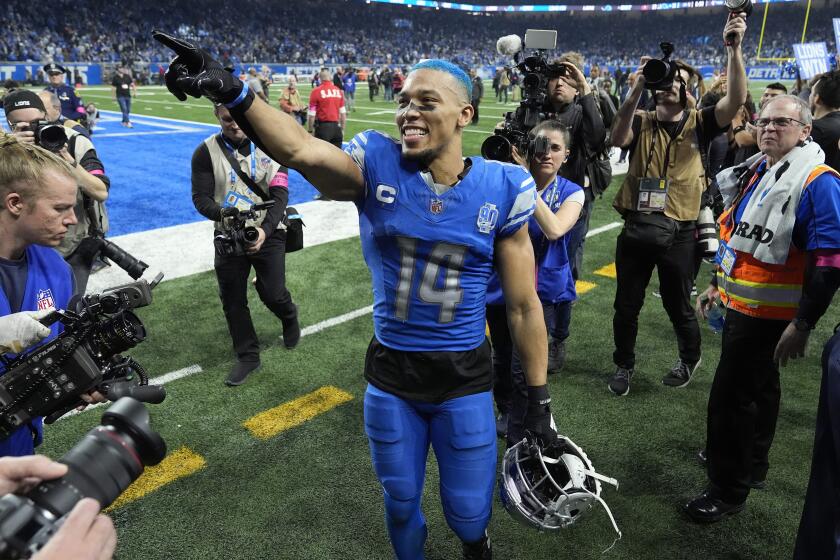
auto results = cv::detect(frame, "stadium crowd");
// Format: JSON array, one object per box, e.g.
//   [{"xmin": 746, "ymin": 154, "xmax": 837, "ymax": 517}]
[{"xmin": 1, "ymin": 0, "xmax": 838, "ymax": 70}]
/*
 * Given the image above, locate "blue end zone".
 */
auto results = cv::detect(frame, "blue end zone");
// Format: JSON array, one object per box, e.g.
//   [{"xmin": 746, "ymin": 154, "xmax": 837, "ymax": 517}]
[{"xmin": 2, "ymin": 109, "xmax": 322, "ymax": 236}]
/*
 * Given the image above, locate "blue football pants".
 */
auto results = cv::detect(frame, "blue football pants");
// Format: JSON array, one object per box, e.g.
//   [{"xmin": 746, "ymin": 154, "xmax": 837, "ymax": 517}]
[{"xmin": 363, "ymin": 384, "xmax": 496, "ymax": 560}]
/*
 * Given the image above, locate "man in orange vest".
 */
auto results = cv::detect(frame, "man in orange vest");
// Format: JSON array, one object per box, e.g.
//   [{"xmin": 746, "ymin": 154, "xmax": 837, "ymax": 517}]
[{"xmin": 686, "ymin": 94, "xmax": 840, "ymax": 523}]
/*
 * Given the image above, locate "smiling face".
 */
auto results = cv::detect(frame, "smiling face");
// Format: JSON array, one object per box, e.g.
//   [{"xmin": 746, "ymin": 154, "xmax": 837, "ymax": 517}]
[
  {"xmin": 529, "ymin": 129, "xmax": 568, "ymax": 186},
  {"xmin": 395, "ymin": 68, "xmax": 472, "ymax": 166}
]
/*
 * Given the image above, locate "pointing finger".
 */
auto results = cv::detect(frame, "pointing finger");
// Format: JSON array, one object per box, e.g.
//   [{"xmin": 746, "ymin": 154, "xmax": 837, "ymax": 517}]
[{"xmin": 152, "ymin": 31, "xmax": 199, "ymax": 59}]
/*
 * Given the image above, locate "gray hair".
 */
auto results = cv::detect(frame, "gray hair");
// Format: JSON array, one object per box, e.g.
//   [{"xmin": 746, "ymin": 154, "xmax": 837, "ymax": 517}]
[
  {"xmin": 38, "ymin": 91, "xmax": 61, "ymax": 109},
  {"xmin": 761, "ymin": 94, "xmax": 812, "ymax": 125}
]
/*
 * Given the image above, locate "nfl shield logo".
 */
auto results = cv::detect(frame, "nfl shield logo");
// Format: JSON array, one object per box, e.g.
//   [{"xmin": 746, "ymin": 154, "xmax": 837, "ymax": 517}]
[
  {"xmin": 260, "ymin": 156, "xmax": 271, "ymax": 169},
  {"xmin": 36, "ymin": 289, "xmax": 55, "ymax": 311},
  {"xmin": 430, "ymin": 199, "xmax": 443, "ymax": 214}
]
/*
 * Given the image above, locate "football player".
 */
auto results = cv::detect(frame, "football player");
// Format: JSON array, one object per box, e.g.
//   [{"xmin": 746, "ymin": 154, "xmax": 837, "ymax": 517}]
[{"xmin": 154, "ymin": 33, "xmax": 557, "ymax": 560}]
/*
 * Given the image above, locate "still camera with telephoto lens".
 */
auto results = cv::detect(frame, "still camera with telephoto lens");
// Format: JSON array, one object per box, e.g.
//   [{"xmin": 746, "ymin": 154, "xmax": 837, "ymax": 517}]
[
  {"xmin": 0, "ymin": 398, "xmax": 166, "ymax": 559},
  {"xmin": 0, "ymin": 274, "xmax": 167, "ymax": 438}
]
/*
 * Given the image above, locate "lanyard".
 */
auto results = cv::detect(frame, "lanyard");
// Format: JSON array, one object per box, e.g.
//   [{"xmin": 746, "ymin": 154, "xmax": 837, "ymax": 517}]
[{"xmin": 220, "ymin": 133, "xmax": 256, "ymax": 184}]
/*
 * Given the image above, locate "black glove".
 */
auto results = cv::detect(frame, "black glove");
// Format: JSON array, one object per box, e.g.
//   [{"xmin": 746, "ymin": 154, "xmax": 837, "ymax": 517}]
[
  {"xmin": 152, "ymin": 31, "xmax": 247, "ymax": 107},
  {"xmin": 524, "ymin": 384, "xmax": 558, "ymax": 449}
]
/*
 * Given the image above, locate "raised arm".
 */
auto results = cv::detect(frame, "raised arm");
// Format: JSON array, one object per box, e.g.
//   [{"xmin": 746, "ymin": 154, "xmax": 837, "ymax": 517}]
[
  {"xmin": 714, "ymin": 14, "xmax": 748, "ymax": 128},
  {"xmin": 153, "ymin": 31, "xmax": 364, "ymax": 201},
  {"xmin": 610, "ymin": 58, "xmax": 649, "ymax": 149}
]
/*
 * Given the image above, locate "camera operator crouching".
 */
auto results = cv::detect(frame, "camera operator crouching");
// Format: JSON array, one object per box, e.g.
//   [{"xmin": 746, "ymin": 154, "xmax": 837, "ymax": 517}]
[
  {"xmin": 606, "ymin": 14, "xmax": 748, "ymax": 396},
  {"xmin": 4, "ymin": 90, "xmax": 110, "ymax": 295},
  {"xmin": 192, "ymin": 104, "xmax": 300, "ymax": 387}
]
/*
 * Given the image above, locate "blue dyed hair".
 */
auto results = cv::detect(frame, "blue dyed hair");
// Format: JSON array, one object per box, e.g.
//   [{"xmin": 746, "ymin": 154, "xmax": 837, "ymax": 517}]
[{"xmin": 409, "ymin": 59, "xmax": 472, "ymax": 102}]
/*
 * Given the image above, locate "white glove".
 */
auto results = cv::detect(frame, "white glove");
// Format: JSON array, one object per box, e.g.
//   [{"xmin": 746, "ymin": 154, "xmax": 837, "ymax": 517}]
[{"xmin": 0, "ymin": 308, "xmax": 55, "ymax": 354}]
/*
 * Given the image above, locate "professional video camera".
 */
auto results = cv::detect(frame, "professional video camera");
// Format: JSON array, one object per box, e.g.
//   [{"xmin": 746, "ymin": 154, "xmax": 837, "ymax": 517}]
[
  {"xmin": 481, "ymin": 29, "xmax": 563, "ymax": 162},
  {"xmin": 24, "ymin": 120, "xmax": 67, "ymax": 153},
  {"xmin": 214, "ymin": 200, "xmax": 276, "ymax": 257},
  {"xmin": 0, "ymin": 274, "xmax": 166, "ymax": 439},
  {"xmin": 0, "ymin": 398, "xmax": 166, "ymax": 559}
]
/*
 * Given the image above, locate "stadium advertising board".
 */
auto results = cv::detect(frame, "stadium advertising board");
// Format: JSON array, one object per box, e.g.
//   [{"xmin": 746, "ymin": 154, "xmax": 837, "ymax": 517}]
[
  {"xmin": 792, "ymin": 42, "xmax": 830, "ymax": 79},
  {"xmin": 747, "ymin": 66, "xmax": 782, "ymax": 80},
  {"xmin": 834, "ymin": 18, "xmax": 840, "ymax": 55},
  {"xmin": 0, "ymin": 63, "xmax": 102, "ymax": 85}
]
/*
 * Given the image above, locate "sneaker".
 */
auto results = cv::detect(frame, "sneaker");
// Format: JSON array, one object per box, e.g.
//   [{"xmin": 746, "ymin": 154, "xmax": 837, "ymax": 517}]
[
  {"xmin": 691, "ymin": 285, "xmax": 698, "ymax": 297},
  {"xmin": 608, "ymin": 366, "xmax": 634, "ymax": 396},
  {"xmin": 547, "ymin": 337, "xmax": 566, "ymax": 374},
  {"xmin": 462, "ymin": 531, "xmax": 492, "ymax": 560},
  {"xmin": 495, "ymin": 413, "xmax": 509, "ymax": 438},
  {"xmin": 662, "ymin": 358, "xmax": 702, "ymax": 388},
  {"xmin": 651, "ymin": 289, "xmax": 661, "ymax": 298},
  {"xmin": 225, "ymin": 360, "xmax": 261, "ymax": 386},
  {"xmin": 281, "ymin": 315, "xmax": 301, "ymax": 349}
]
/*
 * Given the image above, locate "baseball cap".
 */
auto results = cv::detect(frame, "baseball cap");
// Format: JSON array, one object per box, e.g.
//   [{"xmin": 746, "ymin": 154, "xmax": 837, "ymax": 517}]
[
  {"xmin": 43, "ymin": 63, "xmax": 67, "ymax": 75},
  {"xmin": 3, "ymin": 89, "xmax": 47, "ymax": 115}
]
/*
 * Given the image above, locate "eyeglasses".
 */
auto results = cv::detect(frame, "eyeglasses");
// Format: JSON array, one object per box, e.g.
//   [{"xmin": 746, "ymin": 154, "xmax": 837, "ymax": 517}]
[{"xmin": 754, "ymin": 117, "xmax": 807, "ymax": 129}]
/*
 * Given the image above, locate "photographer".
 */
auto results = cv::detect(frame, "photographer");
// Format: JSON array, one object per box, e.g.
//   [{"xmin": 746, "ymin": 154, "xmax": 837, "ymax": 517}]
[
  {"xmin": 4, "ymin": 90, "xmax": 110, "ymax": 295},
  {"xmin": 37, "ymin": 91, "xmax": 88, "ymax": 138},
  {"xmin": 0, "ymin": 135, "xmax": 77, "ymax": 456},
  {"xmin": 191, "ymin": 104, "xmax": 300, "ymax": 387},
  {"xmin": 542, "ymin": 54, "xmax": 607, "ymax": 371},
  {"xmin": 607, "ymin": 14, "xmax": 747, "ymax": 396},
  {"xmin": 0, "ymin": 456, "xmax": 116, "ymax": 560}
]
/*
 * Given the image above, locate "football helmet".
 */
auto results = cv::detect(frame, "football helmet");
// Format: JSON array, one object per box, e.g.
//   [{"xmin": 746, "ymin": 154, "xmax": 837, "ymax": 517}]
[{"xmin": 499, "ymin": 435, "xmax": 621, "ymax": 539}]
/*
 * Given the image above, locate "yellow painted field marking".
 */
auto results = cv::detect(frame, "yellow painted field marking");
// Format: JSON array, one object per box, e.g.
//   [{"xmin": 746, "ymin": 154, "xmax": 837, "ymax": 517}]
[
  {"xmin": 575, "ymin": 280, "xmax": 598, "ymax": 295},
  {"xmin": 594, "ymin": 262, "xmax": 617, "ymax": 279},
  {"xmin": 243, "ymin": 386, "xmax": 354, "ymax": 440},
  {"xmin": 108, "ymin": 447, "xmax": 207, "ymax": 511}
]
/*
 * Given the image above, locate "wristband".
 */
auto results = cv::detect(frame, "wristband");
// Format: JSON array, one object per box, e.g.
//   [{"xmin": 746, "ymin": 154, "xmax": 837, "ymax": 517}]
[
  {"xmin": 527, "ymin": 385, "xmax": 551, "ymax": 408},
  {"xmin": 225, "ymin": 81, "xmax": 250, "ymax": 109}
]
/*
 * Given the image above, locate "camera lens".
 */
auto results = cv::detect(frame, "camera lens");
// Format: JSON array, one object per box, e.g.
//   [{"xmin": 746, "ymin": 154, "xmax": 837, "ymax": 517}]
[
  {"xmin": 90, "ymin": 310, "xmax": 146, "ymax": 356},
  {"xmin": 36, "ymin": 124, "xmax": 67, "ymax": 152},
  {"xmin": 481, "ymin": 135, "xmax": 513, "ymax": 162},
  {"xmin": 523, "ymin": 73, "xmax": 541, "ymax": 89},
  {"xmin": 642, "ymin": 59, "xmax": 670, "ymax": 86},
  {"xmin": 25, "ymin": 398, "xmax": 165, "ymax": 518},
  {"xmin": 99, "ymin": 239, "xmax": 149, "ymax": 280},
  {"xmin": 242, "ymin": 226, "xmax": 259, "ymax": 244}
]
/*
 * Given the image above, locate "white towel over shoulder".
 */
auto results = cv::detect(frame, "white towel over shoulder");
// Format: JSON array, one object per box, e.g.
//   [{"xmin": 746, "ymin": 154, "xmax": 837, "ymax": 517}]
[{"xmin": 714, "ymin": 141, "xmax": 825, "ymax": 265}]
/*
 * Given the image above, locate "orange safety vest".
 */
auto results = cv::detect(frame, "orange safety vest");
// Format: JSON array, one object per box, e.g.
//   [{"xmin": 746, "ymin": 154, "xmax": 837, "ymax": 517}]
[{"xmin": 717, "ymin": 164, "xmax": 840, "ymax": 320}]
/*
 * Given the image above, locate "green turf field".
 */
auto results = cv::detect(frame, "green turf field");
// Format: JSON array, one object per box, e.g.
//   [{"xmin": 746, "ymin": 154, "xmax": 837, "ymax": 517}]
[{"xmin": 37, "ymin": 79, "xmax": 838, "ymax": 560}]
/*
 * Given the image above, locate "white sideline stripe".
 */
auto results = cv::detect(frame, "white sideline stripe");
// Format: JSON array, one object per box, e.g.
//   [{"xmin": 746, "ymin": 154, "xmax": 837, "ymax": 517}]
[
  {"xmin": 86, "ymin": 199, "xmax": 362, "ymax": 292},
  {"xmin": 56, "ymin": 364, "xmax": 204, "ymax": 421},
  {"xmin": 300, "ymin": 305, "xmax": 373, "ymax": 337},
  {"xmin": 57, "ymin": 305, "xmax": 377, "ymax": 419},
  {"xmin": 97, "ymin": 109, "xmax": 218, "ymax": 128},
  {"xmin": 586, "ymin": 222, "xmax": 622, "ymax": 238}
]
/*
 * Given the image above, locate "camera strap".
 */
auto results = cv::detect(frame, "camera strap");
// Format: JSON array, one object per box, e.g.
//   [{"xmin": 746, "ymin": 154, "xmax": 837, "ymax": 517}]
[
  {"xmin": 216, "ymin": 135, "xmax": 270, "ymax": 202},
  {"xmin": 643, "ymin": 109, "xmax": 690, "ymax": 179}
]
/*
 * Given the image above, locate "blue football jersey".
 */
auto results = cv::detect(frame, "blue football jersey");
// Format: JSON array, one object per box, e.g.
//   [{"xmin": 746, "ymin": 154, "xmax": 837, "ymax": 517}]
[{"xmin": 344, "ymin": 130, "xmax": 536, "ymax": 352}]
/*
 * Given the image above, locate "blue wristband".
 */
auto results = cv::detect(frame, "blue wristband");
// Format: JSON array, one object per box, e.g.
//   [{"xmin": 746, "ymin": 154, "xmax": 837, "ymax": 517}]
[{"xmin": 224, "ymin": 81, "xmax": 249, "ymax": 109}]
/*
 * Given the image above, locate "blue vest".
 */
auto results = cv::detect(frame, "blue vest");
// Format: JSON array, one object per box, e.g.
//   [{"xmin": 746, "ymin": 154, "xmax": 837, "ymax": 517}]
[
  {"xmin": 348, "ymin": 130, "xmax": 536, "ymax": 352},
  {"xmin": 487, "ymin": 176, "xmax": 582, "ymax": 305},
  {"xmin": 0, "ymin": 245, "xmax": 73, "ymax": 456}
]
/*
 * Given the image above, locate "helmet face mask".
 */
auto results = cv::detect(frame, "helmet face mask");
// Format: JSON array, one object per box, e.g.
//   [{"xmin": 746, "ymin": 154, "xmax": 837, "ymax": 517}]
[{"xmin": 499, "ymin": 436, "xmax": 622, "ymax": 538}]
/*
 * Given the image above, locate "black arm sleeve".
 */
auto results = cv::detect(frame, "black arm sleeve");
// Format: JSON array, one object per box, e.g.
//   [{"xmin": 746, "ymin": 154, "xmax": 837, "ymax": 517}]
[
  {"xmin": 577, "ymin": 93, "xmax": 607, "ymax": 152},
  {"xmin": 191, "ymin": 143, "xmax": 222, "ymax": 222},
  {"xmin": 796, "ymin": 264, "xmax": 840, "ymax": 326},
  {"xmin": 626, "ymin": 114, "xmax": 643, "ymax": 161},
  {"xmin": 78, "ymin": 148, "xmax": 110, "ymax": 190},
  {"xmin": 698, "ymin": 106, "xmax": 730, "ymax": 148},
  {"xmin": 260, "ymin": 185, "xmax": 289, "ymax": 239}
]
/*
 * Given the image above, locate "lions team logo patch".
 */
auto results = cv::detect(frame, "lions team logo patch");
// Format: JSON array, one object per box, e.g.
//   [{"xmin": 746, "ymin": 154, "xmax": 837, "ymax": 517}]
[
  {"xmin": 36, "ymin": 289, "xmax": 55, "ymax": 311},
  {"xmin": 259, "ymin": 156, "xmax": 271, "ymax": 169},
  {"xmin": 430, "ymin": 199, "xmax": 443, "ymax": 214},
  {"xmin": 476, "ymin": 203, "xmax": 499, "ymax": 234}
]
